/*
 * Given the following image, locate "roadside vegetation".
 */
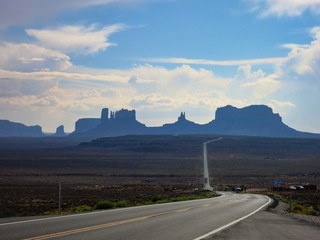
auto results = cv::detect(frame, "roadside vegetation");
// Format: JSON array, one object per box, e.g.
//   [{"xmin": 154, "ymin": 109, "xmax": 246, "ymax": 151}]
[
  {"xmin": 0, "ymin": 187, "xmax": 217, "ymax": 218},
  {"xmin": 267, "ymin": 191, "xmax": 320, "ymax": 216},
  {"xmin": 45, "ymin": 190, "xmax": 217, "ymax": 215},
  {"xmin": 96, "ymin": 190, "xmax": 217, "ymax": 210}
]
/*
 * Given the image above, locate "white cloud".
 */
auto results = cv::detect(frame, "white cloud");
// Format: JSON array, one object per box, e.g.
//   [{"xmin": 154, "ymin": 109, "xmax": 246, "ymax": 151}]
[
  {"xmin": 0, "ymin": 42, "xmax": 72, "ymax": 71},
  {"xmin": 281, "ymin": 26, "xmax": 320, "ymax": 76},
  {"xmin": 26, "ymin": 24, "xmax": 127, "ymax": 54},
  {"xmin": 236, "ymin": 65, "xmax": 281, "ymax": 99},
  {"xmin": 0, "ymin": 64, "xmax": 235, "ymax": 130},
  {"xmin": 0, "ymin": 78, "xmax": 57, "ymax": 97},
  {"xmin": 0, "ymin": 68, "xmax": 129, "ymax": 84},
  {"xmin": 251, "ymin": 0, "xmax": 320, "ymax": 17},
  {"xmin": 241, "ymin": 77, "xmax": 281, "ymax": 99},
  {"xmin": 269, "ymin": 99, "xmax": 295, "ymax": 107},
  {"xmin": 140, "ymin": 57, "xmax": 284, "ymax": 66}
]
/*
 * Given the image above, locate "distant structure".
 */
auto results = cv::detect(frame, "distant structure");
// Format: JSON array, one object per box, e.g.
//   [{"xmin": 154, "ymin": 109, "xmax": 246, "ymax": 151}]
[
  {"xmin": 74, "ymin": 118, "xmax": 100, "ymax": 134},
  {"xmin": 53, "ymin": 125, "xmax": 67, "ymax": 137},
  {"xmin": 2, "ymin": 105, "xmax": 320, "ymax": 138},
  {"xmin": 0, "ymin": 120, "xmax": 43, "ymax": 137},
  {"xmin": 72, "ymin": 108, "xmax": 146, "ymax": 138},
  {"xmin": 101, "ymin": 108, "xmax": 109, "ymax": 123},
  {"xmin": 71, "ymin": 105, "xmax": 320, "ymax": 139},
  {"xmin": 178, "ymin": 112, "xmax": 186, "ymax": 121}
]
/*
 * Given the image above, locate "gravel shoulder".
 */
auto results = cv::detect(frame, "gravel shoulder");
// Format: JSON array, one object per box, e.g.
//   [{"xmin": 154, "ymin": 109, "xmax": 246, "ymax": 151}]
[
  {"xmin": 207, "ymin": 196, "xmax": 320, "ymax": 240},
  {"xmin": 269, "ymin": 198, "xmax": 320, "ymax": 226}
]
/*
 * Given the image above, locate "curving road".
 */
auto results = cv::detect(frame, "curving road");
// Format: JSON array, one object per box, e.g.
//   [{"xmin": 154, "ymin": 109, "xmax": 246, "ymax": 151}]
[{"xmin": 0, "ymin": 192, "xmax": 270, "ymax": 240}]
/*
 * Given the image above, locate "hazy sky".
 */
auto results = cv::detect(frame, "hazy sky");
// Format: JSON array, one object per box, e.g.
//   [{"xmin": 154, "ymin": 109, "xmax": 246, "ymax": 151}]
[{"xmin": 1, "ymin": 0, "xmax": 320, "ymax": 133}]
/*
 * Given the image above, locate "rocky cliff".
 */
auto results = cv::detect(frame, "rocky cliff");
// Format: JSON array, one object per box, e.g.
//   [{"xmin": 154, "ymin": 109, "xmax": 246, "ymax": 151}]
[
  {"xmin": 53, "ymin": 125, "xmax": 67, "ymax": 137},
  {"xmin": 204, "ymin": 105, "xmax": 315, "ymax": 138},
  {"xmin": 72, "ymin": 108, "xmax": 146, "ymax": 138},
  {"xmin": 72, "ymin": 105, "xmax": 320, "ymax": 139},
  {"xmin": 3, "ymin": 105, "xmax": 318, "ymax": 138},
  {"xmin": 0, "ymin": 120, "xmax": 43, "ymax": 137}
]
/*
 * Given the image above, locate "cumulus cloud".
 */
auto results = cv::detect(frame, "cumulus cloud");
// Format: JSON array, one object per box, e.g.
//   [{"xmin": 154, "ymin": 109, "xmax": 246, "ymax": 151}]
[
  {"xmin": 0, "ymin": 42, "xmax": 72, "ymax": 72},
  {"xmin": 129, "ymin": 64, "xmax": 232, "ymax": 96},
  {"xmin": 26, "ymin": 24, "xmax": 127, "ymax": 54},
  {"xmin": 235, "ymin": 65, "xmax": 281, "ymax": 99},
  {"xmin": 0, "ymin": 60, "xmax": 301, "ymax": 131},
  {"xmin": 251, "ymin": 0, "xmax": 320, "ymax": 17},
  {"xmin": 280, "ymin": 26, "xmax": 320, "ymax": 76},
  {"xmin": 0, "ymin": 78, "xmax": 57, "ymax": 97}
]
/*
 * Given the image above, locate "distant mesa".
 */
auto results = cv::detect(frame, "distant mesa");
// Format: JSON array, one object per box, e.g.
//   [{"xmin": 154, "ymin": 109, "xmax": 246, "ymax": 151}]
[
  {"xmin": 204, "ymin": 105, "xmax": 303, "ymax": 137},
  {"xmin": 71, "ymin": 108, "xmax": 146, "ymax": 137},
  {"xmin": 53, "ymin": 125, "xmax": 67, "ymax": 137},
  {"xmin": 1, "ymin": 105, "xmax": 319, "ymax": 138},
  {"xmin": 70, "ymin": 105, "xmax": 320, "ymax": 139},
  {"xmin": 0, "ymin": 120, "xmax": 43, "ymax": 137}
]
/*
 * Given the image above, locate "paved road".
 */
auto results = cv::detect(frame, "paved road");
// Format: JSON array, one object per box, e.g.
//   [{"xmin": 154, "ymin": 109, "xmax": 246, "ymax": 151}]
[
  {"xmin": 0, "ymin": 192, "xmax": 270, "ymax": 240},
  {"xmin": 203, "ymin": 138, "xmax": 223, "ymax": 190},
  {"xmin": 209, "ymin": 207, "xmax": 320, "ymax": 240}
]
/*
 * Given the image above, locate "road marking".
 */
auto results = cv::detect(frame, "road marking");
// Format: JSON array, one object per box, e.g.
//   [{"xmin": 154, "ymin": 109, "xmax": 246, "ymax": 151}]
[
  {"xmin": 22, "ymin": 197, "xmax": 242, "ymax": 240},
  {"xmin": 193, "ymin": 196, "xmax": 272, "ymax": 240}
]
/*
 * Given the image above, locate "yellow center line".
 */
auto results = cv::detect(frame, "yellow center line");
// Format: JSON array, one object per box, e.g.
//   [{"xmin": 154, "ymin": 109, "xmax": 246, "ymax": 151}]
[{"xmin": 23, "ymin": 197, "xmax": 242, "ymax": 240}]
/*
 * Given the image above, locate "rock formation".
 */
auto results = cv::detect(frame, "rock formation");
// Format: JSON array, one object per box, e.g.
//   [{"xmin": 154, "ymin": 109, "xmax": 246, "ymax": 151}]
[
  {"xmin": 71, "ymin": 108, "xmax": 146, "ymax": 137},
  {"xmin": 0, "ymin": 120, "xmax": 43, "ymax": 137},
  {"xmin": 3, "ymin": 105, "xmax": 318, "ymax": 138},
  {"xmin": 53, "ymin": 125, "xmax": 67, "ymax": 137},
  {"xmin": 71, "ymin": 105, "xmax": 320, "ymax": 139},
  {"xmin": 159, "ymin": 112, "xmax": 202, "ymax": 134},
  {"xmin": 204, "ymin": 105, "xmax": 306, "ymax": 137},
  {"xmin": 74, "ymin": 118, "xmax": 101, "ymax": 134}
]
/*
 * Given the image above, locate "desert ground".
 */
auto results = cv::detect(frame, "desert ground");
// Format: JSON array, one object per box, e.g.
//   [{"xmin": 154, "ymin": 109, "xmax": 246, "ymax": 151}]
[{"xmin": 1, "ymin": 135, "xmax": 319, "ymax": 216}]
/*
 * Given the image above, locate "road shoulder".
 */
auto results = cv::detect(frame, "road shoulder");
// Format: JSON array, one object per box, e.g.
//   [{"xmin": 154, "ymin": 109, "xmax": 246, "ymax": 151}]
[{"xmin": 207, "ymin": 198, "xmax": 320, "ymax": 240}]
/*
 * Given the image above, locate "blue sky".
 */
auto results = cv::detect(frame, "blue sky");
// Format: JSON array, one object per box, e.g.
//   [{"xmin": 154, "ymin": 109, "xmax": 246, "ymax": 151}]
[{"xmin": 1, "ymin": 0, "xmax": 320, "ymax": 133}]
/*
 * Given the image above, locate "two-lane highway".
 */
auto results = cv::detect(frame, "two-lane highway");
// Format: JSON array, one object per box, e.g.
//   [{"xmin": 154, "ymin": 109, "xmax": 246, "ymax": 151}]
[{"xmin": 0, "ymin": 192, "xmax": 270, "ymax": 240}]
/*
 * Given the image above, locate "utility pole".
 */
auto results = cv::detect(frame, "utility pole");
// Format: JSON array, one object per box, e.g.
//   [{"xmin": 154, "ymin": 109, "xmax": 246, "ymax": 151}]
[
  {"xmin": 58, "ymin": 182, "xmax": 62, "ymax": 215},
  {"xmin": 203, "ymin": 138, "xmax": 223, "ymax": 191}
]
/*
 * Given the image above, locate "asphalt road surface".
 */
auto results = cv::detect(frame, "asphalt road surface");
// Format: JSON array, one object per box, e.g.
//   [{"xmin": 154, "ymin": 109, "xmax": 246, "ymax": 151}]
[
  {"xmin": 203, "ymin": 138, "xmax": 223, "ymax": 190},
  {"xmin": 1, "ymin": 192, "xmax": 271, "ymax": 240},
  {"xmin": 209, "ymin": 207, "xmax": 320, "ymax": 240}
]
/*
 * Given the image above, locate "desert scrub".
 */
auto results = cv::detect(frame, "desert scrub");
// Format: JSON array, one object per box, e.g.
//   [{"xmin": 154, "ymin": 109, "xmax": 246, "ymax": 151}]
[
  {"xmin": 42, "ymin": 205, "xmax": 93, "ymax": 215},
  {"xmin": 291, "ymin": 203, "xmax": 320, "ymax": 216},
  {"xmin": 115, "ymin": 201, "xmax": 132, "ymax": 208},
  {"xmin": 145, "ymin": 190, "xmax": 218, "ymax": 205},
  {"xmin": 96, "ymin": 200, "xmax": 115, "ymax": 209},
  {"xmin": 267, "ymin": 193, "xmax": 288, "ymax": 203},
  {"xmin": 66, "ymin": 205, "xmax": 94, "ymax": 213}
]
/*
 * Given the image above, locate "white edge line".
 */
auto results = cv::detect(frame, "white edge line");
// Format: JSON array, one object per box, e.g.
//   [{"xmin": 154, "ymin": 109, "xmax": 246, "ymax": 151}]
[
  {"xmin": 193, "ymin": 195, "xmax": 272, "ymax": 240},
  {"xmin": 0, "ymin": 193, "xmax": 227, "ymax": 226}
]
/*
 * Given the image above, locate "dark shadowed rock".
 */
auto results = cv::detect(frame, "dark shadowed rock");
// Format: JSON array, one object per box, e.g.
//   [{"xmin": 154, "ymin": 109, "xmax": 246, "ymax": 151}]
[
  {"xmin": 160, "ymin": 112, "xmax": 202, "ymax": 134},
  {"xmin": 0, "ymin": 120, "xmax": 43, "ymax": 137},
  {"xmin": 74, "ymin": 118, "xmax": 100, "ymax": 134},
  {"xmin": 204, "ymin": 105, "xmax": 318, "ymax": 138},
  {"xmin": 72, "ymin": 108, "xmax": 147, "ymax": 138},
  {"xmin": 70, "ymin": 105, "xmax": 320, "ymax": 139},
  {"xmin": 53, "ymin": 125, "xmax": 67, "ymax": 137}
]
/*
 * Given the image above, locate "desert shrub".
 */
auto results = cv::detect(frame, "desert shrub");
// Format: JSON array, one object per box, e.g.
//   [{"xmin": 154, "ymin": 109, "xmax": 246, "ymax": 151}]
[
  {"xmin": 115, "ymin": 201, "xmax": 131, "ymax": 208},
  {"xmin": 292, "ymin": 204, "xmax": 309, "ymax": 215},
  {"xmin": 67, "ymin": 205, "xmax": 93, "ymax": 213},
  {"xmin": 96, "ymin": 200, "xmax": 115, "ymax": 209},
  {"xmin": 267, "ymin": 193, "xmax": 288, "ymax": 203}
]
